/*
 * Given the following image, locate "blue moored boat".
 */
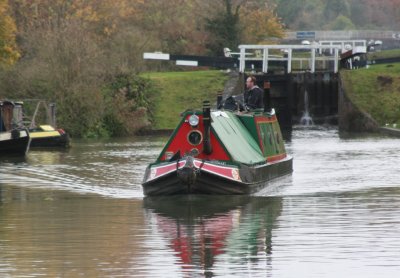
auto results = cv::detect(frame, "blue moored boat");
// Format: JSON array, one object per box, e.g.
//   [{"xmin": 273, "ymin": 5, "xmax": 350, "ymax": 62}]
[{"xmin": 0, "ymin": 100, "xmax": 30, "ymax": 155}]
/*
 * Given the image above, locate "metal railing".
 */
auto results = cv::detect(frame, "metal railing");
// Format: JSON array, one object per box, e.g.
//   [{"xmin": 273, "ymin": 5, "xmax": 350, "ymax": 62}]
[
  {"xmin": 238, "ymin": 44, "xmax": 341, "ymax": 73},
  {"xmin": 318, "ymin": 40, "xmax": 366, "ymax": 54}
]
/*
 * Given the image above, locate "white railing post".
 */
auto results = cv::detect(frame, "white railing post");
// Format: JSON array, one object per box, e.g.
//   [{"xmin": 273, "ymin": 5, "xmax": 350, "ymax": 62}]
[
  {"xmin": 311, "ymin": 47, "xmax": 316, "ymax": 73},
  {"xmin": 287, "ymin": 49, "xmax": 292, "ymax": 73},
  {"xmin": 239, "ymin": 46, "xmax": 245, "ymax": 72},
  {"xmin": 262, "ymin": 48, "xmax": 269, "ymax": 73},
  {"xmin": 334, "ymin": 48, "xmax": 339, "ymax": 73}
]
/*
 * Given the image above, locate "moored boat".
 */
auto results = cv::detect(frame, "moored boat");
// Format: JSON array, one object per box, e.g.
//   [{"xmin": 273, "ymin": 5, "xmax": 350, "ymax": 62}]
[
  {"xmin": 0, "ymin": 100, "xmax": 30, "ymax": 155},
  {"xmin": 142, "ymin": 100, "xmax": 292, "ymax": 196},
  {"xmin": 29, "ymin": 125, "xmax": 69, "ymax": 148},
  {"xmin": 25, "ymin": 101, "xmax": 70, "ymax": 148}
]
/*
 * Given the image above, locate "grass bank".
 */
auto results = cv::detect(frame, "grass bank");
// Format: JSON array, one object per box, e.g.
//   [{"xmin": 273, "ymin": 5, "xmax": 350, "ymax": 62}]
[
  {"xmin": 367, "ymin": 49, "xmax": 400, "ymax": 60},
  {"xmin": 142, "ymin": 70, "xmax": 229, "ymax": 129},
  {"xmin": 341, "ymin": 62, "xmax": 400, "ymax": 127}
]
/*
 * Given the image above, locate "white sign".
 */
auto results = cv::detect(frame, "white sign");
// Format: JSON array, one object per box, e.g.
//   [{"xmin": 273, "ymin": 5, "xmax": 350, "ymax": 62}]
[
  {"xmin": 176, "ymin": 60, "xmax": 198, "ymax": 66},
  {"xmin": 143, "ymin": 53, "xmax": 170, "ymax": 60},
  {"xmin": 392, "ymin": 33, "xmax": 400, "ymax": 40}
]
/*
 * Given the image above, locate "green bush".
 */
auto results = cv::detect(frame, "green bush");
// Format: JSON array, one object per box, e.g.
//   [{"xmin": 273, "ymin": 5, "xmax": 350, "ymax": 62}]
[{"xmin": 100, "ymin": 74, "xmax": 155, "ymax": 137}]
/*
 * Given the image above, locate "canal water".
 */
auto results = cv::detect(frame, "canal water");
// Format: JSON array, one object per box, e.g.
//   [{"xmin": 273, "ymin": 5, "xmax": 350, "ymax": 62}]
[{"xmin": 1, "ymin": 127, "xmax": 400, "ymax": 277}]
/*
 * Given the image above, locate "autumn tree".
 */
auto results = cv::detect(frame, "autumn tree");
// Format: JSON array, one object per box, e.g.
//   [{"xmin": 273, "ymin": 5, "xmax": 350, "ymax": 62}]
[
  {"xmin": 0, "ymin": 0, "xmax": 19, "ymax": 66},
  {"xmin": 240, "ymin": 2, "xmax": 284, "ymax": 44},
  {"xmin": 324, "ymin": 0, "xmax": 350, "ymax": 22},
  {"xmin": 132, "ymin": 0, "xmax": 210, "ymax": 55},
  {"xmin": 273, "ymin": 0, "xmax": 326, "ymax": 30},
  {"xmin": 205, "ymin": 0, "xmax": 241, "ymax": 55},
  {"xmin": 204, "ymin": 0, "xmax": 285, "ymax": 55},
  {"xmin": 3, "ymin": 0, "xmax": 153, "ymax": 136},
  {"xmin": 273, "ymin": 0, "xmax": 400, "ymax": 30},
  {"xmin": 348, "ymin": 0, "xmax": 400, "ymax": 29}
]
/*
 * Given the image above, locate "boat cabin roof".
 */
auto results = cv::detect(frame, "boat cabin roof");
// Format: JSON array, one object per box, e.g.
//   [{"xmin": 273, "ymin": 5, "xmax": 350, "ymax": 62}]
[{"xmin": 211, "ymin": 111, "xmax": 265, "ymax": 165}]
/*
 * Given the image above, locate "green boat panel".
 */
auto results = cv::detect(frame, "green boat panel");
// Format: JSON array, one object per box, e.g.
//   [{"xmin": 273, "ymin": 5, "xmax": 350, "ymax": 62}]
[
  {"xmin": 237, "ymin": 114, "xmax": 259, "ymax": 143},
  {"xmin": 211, "ymin": 111, "xmax": 265, "ymax": 165},
  {"xmin": 238, "ymin": 113, "xmax": 287, "ymax": 159},
  {"xmin": 272, "ymin": 121, "xmax": 286, "ymax": 155}
]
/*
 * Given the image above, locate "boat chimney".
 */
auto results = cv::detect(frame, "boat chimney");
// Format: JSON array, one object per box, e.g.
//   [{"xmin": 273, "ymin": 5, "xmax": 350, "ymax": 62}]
[
  {"xmin": 202, "ymin": 100, "xmax": 212, "ymax": 155},
  {"xmin": 263, "ymin": 81, "xmax": 271, "ymax": 112}
]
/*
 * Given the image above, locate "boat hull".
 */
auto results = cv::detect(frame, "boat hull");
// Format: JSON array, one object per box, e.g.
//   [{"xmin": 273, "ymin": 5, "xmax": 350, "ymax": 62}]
[
  {"xmin": 142, "ymin": 157, "xmax": 292, "ymax": 196},
  {"xmin": 29, "ymin": 132, "xmax": 70, "ymax": 148},
  {"xmin": 0, "ymin": 130, "xmax": 30, "ymax": 155}
]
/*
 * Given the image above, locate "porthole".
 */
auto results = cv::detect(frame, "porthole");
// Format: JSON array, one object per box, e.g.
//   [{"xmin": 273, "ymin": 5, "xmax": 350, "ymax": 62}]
[{"xmin": 187, "ymin": 130, "xmax": 203, "ymax": 146}]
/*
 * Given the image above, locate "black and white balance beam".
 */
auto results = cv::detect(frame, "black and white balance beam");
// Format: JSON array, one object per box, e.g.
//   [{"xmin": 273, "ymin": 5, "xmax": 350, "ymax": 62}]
[{"xmin": 143, "ymin": 52, "xmax": 238, "ymax": 68}]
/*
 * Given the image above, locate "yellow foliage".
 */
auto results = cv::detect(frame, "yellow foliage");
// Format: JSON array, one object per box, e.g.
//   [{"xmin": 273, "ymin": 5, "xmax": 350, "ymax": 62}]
[
  {"xmin": 12, "ymin": 0, "xmax": 142, "ymax": 37},
  {"xmin": 240, "ymin": 5, "xmax": 285, "ymax": 44},
  {"xmin": 0, "ymin": 0, "xmax": 20, "ymax": 65}
]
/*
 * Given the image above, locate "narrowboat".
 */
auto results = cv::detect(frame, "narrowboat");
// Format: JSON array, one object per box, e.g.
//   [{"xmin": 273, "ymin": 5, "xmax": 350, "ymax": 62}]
[
  {"xmin": 142, "ymin": 100, "xmax": 292, "ymax": 196},
  {"xmin": 0, "ymin": 100, "xmax": 30, "ymax": 155}
]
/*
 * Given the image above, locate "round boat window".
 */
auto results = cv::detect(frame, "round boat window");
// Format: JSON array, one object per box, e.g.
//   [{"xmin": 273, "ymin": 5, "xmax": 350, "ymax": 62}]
[{"xmin": 187, "ymin": 131, "xmax": 202, "ymax": 146}]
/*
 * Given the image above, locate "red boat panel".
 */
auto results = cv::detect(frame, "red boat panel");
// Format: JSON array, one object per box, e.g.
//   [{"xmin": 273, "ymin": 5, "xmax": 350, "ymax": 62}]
[
  {"xmin": 266, "ymin": 153, "xmax": 287, "ymax": 163},
  {"xmin": 193, "ymin": 160, "xmax": 241, "ymax": 182},
  {"xmin": 159, "ymin": 114, "xmax": 231, "ymax": 162},
  {"xmin": 254, "ymin": 114, "xmax": 277, "ymax": 124},
  {"xmin": 147, "ymin": 161, "xmax": 186, "ymax": 182}
]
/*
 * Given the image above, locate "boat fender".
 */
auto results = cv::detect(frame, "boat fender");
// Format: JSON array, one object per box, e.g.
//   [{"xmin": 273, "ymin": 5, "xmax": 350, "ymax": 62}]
[{"xmin": 11, "ymin": 129, "xmax": 20, "ymax": 139}]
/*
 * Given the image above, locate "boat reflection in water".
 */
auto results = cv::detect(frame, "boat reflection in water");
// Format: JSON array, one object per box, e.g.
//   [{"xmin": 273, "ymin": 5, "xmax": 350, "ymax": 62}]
[{"xmin": 143, "ymin": 195, "xmax": 282, "ymax": 277}]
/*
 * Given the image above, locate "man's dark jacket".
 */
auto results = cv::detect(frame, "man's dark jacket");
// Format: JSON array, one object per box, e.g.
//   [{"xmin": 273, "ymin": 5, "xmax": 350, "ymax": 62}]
[{"xmin": 244, "ymin": 86, "xmax": 264, "ymax": 109}]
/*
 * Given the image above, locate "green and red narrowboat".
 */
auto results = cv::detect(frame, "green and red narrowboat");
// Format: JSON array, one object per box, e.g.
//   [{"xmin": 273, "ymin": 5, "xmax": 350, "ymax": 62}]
[{"xmin": 142, "ymin": 101, "xmax": 292, "ymax": 196}]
